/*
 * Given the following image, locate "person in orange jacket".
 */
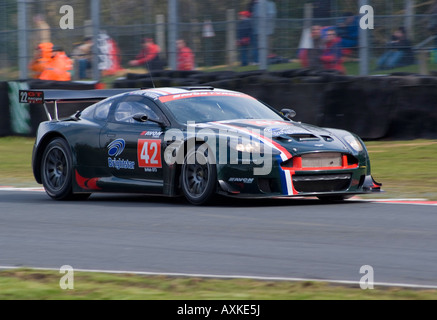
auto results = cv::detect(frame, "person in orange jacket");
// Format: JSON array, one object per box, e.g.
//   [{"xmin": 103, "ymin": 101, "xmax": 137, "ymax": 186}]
[
  {"xmin": 39, "ymin": 45, "xmax": 73, "ymax": 81},
  {"xmin": 28, "ymin": 42, "xmax": 53, "ymax": 79}
]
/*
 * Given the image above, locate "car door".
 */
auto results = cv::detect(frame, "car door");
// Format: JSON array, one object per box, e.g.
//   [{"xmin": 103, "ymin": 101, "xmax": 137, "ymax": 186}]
[{"xmin": 100, "ymin": 94, "xmax": 168, "ymax": 194}]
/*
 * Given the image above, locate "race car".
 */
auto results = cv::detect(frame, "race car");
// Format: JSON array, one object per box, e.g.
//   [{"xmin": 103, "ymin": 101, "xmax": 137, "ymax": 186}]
[{"xmin": 26, "ymin": 86, "xmax": 381, "ymax": 205}]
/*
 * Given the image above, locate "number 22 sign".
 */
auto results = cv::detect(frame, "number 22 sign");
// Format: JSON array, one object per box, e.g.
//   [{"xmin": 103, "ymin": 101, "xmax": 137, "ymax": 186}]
[{"xmin": 137, "ymin": 139, "xmax": 162, "ymax": 168}]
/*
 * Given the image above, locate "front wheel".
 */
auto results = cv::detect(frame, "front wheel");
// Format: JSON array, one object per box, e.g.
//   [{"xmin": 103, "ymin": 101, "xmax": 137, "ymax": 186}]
[{"xmin": 181, "ymin": 144, "xmax": 217, "ymax": 205}]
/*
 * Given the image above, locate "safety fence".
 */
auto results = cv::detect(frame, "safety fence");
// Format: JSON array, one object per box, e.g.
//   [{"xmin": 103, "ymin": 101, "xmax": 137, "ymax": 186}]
[{"xmin": 2, "ymin": 1, "xmax": 437, "ymax": 81}]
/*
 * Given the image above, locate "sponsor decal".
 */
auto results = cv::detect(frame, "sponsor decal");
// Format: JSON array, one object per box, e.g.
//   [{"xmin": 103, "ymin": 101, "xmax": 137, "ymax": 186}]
[
  {"xmin": 228, "ymin": 177, "xmax": 254, "ymax": 184},
  {"xmin": 138, "ymin": 139, "xmax": 162, "ymax": 168},
  {"xmin": 107, "ymin": 138, "xmax": 135, "ymax": 170},
  {"xmin": 140, "ymin": 131, "xmax": 163, "ymax": 138},
  {"xmin": 264, "ymin": 125, "xmax": 311, "ymax": 137},
  {"xmin": 107, "ymin": 138, "xmax": 125, "ymax": 157},
  {"xmin": 108, "ymin": 158, "xmax": 135, "ymax": 170},
  {"xmin": 19, "ymin": 90, "xmax": 44, "ymax": 104}
]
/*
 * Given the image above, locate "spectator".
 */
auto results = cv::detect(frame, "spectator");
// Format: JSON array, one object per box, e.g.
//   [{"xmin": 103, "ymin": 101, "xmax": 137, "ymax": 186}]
[
  {"xmin": 39, "ymin": 46, "xmax": 73, "ymax": 81},
  {"xmin": 320, "ymin": 29, "xmax": 345, "ymax": 74},
  {"xmin": 376, "ymin": 27, "xmax": 415, "ymax": 71},
  {"xmin": 177, "ymin": 39, "xmax": 195, "ymax": 71},
  {"xmin": 299, "ymin": 25, "xmax": 324, "ymax": 70},
  {"xmin": 129, "ymin": 37, "xmax": 164, "ymax": 72},
  {"xmin": 237, "ymin": 11, "xmax": 252, "ymax": 66},
  {"xmin": 250, "ymin": 0, "xmax": 277, "ymax": 64},
  {"xmin": 28, "ymin": 42, "xmax": 53, "ymax": 79},
  {"xmin": 336, "ymin": 12, "xmax": 360, "ymax": 51},
  {"xmin": 72, "ymin": 37, "xmax": 93, "ymax": 79}
]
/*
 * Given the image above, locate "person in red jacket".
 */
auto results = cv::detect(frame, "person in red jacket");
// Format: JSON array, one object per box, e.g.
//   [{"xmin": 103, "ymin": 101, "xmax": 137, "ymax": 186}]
[
  {"xmin": 320, "ymin": 29, "xmax": 345, "ymax": 74},
  {"xmin": 177, "ymin": 39, "xmax": 195, "ymax": 71},
  {"xmin": 129, "ymin": 37, "xmax": 164, "ymax": 71}
]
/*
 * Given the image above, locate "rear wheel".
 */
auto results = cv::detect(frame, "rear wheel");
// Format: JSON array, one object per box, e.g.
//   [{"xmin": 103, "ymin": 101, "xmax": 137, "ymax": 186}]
[
  {"xmin": 41, "ymin": 138, "xmax": 90, "ymax": 200},
  {"xmin": 181, "ymin": 144, "xmax": 217, "ymax": 205}
]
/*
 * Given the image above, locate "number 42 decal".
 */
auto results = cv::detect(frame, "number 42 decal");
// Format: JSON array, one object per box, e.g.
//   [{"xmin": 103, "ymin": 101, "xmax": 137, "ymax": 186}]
[{"xmin": 138, "ymin": 139, "xmax": 162, "ymax": 168}]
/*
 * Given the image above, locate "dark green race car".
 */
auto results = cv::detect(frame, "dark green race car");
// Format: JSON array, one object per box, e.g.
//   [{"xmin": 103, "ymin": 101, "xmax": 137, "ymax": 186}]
[{"xmin": 28, "ymin": 86, "xmax": 381, "ymax": 205}]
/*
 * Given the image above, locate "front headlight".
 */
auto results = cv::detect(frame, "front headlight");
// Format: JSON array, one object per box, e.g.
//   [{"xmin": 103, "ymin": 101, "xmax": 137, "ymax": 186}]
[
  {"xmin": 227, "ymin": 138, "xmax": 280, "ymax": 155},
  {"xmin": 235, "ymin": 141, "xmax": 262, "ymax": 153},
  {"xmin": 344, "ymin": 135, "xmax": 363, "ymax": 152}
]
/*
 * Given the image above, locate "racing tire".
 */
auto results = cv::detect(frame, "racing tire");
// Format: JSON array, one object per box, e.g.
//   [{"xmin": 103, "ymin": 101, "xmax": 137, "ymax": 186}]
[
  {"xmin": 181, "ymin": 144, "xmax": 217, "ymax": 205},
  {"xmin": 41, "ymin": 138, "xmax": 90, "ymax": 201}
]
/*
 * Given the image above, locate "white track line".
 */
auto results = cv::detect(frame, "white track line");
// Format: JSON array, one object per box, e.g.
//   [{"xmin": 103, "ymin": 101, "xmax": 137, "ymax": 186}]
[
  {"xmin": 1, "ymin": 265, "xmax": 437, "ymax": 290},
  {"xmin": 0, "ymin": 186, "xmax": 44, "ymax": 191},
  {"xmin": 350, "ymin": 198, "xmax": 437, "ymax": 206}
]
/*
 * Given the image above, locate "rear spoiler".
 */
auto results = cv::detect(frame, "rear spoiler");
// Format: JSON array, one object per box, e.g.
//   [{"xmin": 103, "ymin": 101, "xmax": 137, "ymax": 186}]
[{"xmin": 19, "ymin": 88, "xmax": 138, "ymax": 121}]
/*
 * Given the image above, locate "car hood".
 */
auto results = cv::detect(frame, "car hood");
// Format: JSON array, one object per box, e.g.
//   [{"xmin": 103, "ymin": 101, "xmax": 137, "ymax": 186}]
[{"xmin": 194, "ymin": 119, "xmax": 352, "ymax": 157}]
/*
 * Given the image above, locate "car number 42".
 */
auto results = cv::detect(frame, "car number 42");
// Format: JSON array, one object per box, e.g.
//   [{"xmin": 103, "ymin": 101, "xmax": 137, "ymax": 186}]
[{"xmin": 138, "ymin": 139, "xmax": 162, "ymax": 168}]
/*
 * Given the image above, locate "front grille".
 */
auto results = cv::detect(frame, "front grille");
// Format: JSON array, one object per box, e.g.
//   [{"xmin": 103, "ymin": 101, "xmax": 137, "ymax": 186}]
[
  {"xmin": 301, "ymin": 152, "xmax": 342, "ymax": 168},
  {"xmin": 281, "ymin": 153, "xmax": 359, "ymax": 169},
  {"xmin": 292, "ymin": 174, "xmax": 351, "ymax": 192}
]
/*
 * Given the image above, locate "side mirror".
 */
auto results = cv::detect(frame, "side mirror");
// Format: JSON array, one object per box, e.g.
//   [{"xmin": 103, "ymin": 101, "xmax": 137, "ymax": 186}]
[
  {"xmin": 133, "ymin": 113, "xmax": 149, "ymax": 122},
  {"xmin": 132, "ymin": 113, "xmax": 165, "ymax": 126},
  {"xmin": 281, "ymin": 108, "xmax": 296, "ymax": 120}
]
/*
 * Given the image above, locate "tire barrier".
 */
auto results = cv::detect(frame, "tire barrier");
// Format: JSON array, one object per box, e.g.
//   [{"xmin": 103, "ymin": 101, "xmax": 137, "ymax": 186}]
[
  {"xmin": 0, "ymin": 82, "xmax": 11, "ymax": 136},
  {"xmin": 388, "ymin": 83, "xmax": 437, "ymax": 139},
  {"xmin": 1, "ymin": 71, "xmax": 437, "ymax": 139}
]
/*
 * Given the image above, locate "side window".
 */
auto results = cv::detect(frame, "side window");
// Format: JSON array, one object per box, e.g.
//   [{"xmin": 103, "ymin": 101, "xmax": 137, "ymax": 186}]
[
  {"xmin": 113, "ymin": 95, "xmax": 164, "ymax": 124},
  {"xmin": 94, "ymin": 100, "xmax": 112, "ymax": 120},
  {"xmin": 114, "ymin": 102, "xmax": 135, "ymax": 123}
]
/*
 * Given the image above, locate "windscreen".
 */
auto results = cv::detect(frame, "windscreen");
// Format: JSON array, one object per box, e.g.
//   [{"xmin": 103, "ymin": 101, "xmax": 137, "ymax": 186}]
[{"xmin": 160, "ymin": 93, "xmax": 284, "ymax": 124}]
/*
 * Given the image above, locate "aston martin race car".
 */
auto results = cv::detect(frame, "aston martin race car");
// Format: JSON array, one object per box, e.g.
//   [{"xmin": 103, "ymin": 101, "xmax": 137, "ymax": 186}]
[{"xmin": 26, "ymin": 86, "xmax": 381, "ymax": 205}]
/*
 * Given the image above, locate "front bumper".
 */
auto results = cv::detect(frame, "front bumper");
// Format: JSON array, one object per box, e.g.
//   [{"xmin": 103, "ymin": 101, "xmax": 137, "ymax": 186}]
[{"xmin": 217, "ymin": 153, "xmax": 382, "ymax": 198}]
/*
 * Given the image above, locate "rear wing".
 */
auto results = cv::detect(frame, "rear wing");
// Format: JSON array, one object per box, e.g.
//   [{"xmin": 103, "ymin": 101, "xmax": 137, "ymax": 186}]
[{"xmin": 19, "ymin": 88, "xmax": 138, "ymax": 121}]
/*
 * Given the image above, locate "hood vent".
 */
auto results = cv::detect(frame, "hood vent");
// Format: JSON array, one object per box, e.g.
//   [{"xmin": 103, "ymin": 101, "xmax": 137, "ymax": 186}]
[
  {"xmin": 321, "ymin": 135, "xmax": 334, "ymax": 142},
  {"xmin": 287, "ymin": 134, "xmax": 320, "ymax": 142}
]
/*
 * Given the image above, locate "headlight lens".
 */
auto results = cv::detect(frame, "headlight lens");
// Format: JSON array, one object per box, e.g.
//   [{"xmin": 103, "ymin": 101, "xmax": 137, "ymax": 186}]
[
  {"xmin": 344, "ymin": 135, "xmax": 363, "ymax": 152},
  {"xmin": 235, "ymin": 142, "xmax": 261, "ymax": 153},
  {"xmin": 227, "ymin": 138, "xmax": 280, "ymax": 155}
]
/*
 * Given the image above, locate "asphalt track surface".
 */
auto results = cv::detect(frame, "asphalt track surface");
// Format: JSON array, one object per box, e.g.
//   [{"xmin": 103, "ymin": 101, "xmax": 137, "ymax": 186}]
[{"xmin": 1, "ymin": 189, "xmax": 437, "ymax": 288}]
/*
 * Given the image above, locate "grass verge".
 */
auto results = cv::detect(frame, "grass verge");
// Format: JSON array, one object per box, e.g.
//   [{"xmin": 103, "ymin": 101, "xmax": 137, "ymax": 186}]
[
  {"xmin": 1, "ymin": 268, "xmax": 437, "ymax": 300},
  {"xmin": 363, "ymin": 139, "xmax": 437, "ymax": 200}
]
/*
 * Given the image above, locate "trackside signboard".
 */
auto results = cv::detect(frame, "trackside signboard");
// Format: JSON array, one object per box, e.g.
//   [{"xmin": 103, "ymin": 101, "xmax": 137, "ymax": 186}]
[{"xmin": 19, "ymin": 90, "xmax": 44, "ymax": 104}]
